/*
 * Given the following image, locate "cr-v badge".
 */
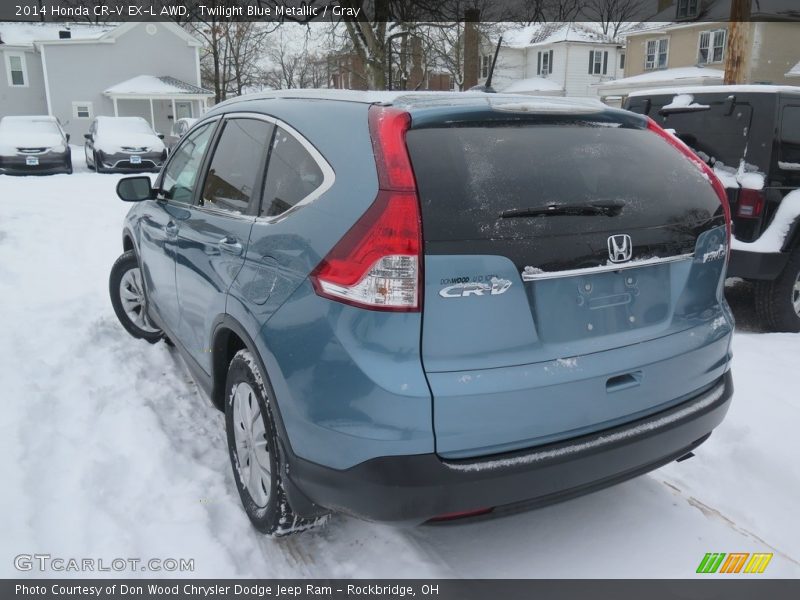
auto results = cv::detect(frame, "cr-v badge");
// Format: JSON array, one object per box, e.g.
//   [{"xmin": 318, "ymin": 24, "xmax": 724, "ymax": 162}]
[
  {"xmin": 608, "ymin": 234, "xmax": 633, "ymax": 263},
  {"xmin": 439, "ymin": 277, "xmax": 512, "ymax": 298}
]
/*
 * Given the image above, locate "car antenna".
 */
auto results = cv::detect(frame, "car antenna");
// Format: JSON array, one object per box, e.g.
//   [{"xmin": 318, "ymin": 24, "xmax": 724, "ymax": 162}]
[
  {"xmin": 484, "ymin": 35, "xmax": 503, "ymax": 93},
  {"xmin": 468, "ymin": 35, "xmax": 502, "ymax": 93}
]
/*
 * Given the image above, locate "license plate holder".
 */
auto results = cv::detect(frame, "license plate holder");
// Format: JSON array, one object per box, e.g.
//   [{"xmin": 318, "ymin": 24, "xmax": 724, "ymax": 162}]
[
  {"xmin": 130, "ymin": 155, "xmax": 142, "ymax": 165},
  {"xmin": 26, "ymin": 156, "xmax": 39, "ymax": 166}
]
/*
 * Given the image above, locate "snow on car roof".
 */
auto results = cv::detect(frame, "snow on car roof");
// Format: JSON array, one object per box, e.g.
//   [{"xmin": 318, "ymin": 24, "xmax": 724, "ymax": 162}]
[
  {"xmin": 630, "ymin": 84, "xmax": 800, "ymax": 98},
  {"xmin": 219, "ymin": 89, "xmax": 609, "ymax": 115}
]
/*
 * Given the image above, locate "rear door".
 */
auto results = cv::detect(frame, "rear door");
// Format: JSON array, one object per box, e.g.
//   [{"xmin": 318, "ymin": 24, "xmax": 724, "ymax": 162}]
[
  {"xmin": 406, "ymin": 111, "xmax": 729, "ymax": 457},
  {"xmin": 174, "ymin": 116, "xmax": 273, "ymax": 372}
]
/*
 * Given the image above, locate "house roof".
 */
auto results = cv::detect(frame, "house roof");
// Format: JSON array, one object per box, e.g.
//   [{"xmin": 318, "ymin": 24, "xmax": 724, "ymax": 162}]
[
  {"xmin": 0, "ymin": 22, "xmax": 112, "ymax": 46},
  {"xmin": 104, "ymin": 75, "xmax": 212, "ymax": 97},
  {"xmin": 0, "ymin": 21, "xmax": 202, "ymax": 49},
  {"xmin": 593, "ymin": 66, "xmax": 724, "ymax": 96},
  {"xmin": 500, "ymin": 22, "xmax": 620, "ymax": 49},
  {"xmin": 650, "ymin": 0, "xmax": 800, "ymax": 23},
  {"xmin": 500, "ymin": 77, "xmax": 564, "ymax": 94}
]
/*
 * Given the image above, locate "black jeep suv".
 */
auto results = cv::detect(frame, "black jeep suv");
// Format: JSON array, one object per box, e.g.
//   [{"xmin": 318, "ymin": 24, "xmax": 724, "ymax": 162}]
[{"xmin": 626, "ymin": 85, "xmax": 800, "ymax": 331}]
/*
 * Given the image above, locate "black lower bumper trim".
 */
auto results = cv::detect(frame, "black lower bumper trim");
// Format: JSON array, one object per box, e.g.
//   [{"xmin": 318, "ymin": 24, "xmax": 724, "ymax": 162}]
[
  {"xmin": 728, "ymin": 249, "xmax": 787, "ymax": 280},
  {"xmin": 286, "ymin": 371, "xmax": 733, "ymax": 524}
]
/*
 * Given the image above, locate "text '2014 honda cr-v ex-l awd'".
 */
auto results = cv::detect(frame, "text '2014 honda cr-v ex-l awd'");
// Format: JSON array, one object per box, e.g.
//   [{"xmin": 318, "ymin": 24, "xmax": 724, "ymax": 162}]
[{"xmin": 110, "ymin": 91, "xmax": 734, "ymax": 536}]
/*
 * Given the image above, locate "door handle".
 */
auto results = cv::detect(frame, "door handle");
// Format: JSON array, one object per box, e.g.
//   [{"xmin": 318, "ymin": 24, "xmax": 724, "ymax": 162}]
[
  {"xmin": 606, "ymin": 371, "xmax": 643, "ymax": 393},
  {"xmin": 218, "ymin": 237, "xmax": 243, "ymax": 256},
  {"xmin": 163, "ymin": 221, "xmax": 178, "ymax": 236}
]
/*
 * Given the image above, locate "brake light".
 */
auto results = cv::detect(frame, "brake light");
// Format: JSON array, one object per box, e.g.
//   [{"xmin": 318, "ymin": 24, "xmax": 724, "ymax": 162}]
[
  {"xmin": 736, "ymin": 188, "xmax": 766, "ymax": 218},
  {"xmin": 310, "ymin": 107, "xmax": 422, "ymax": 311},
  {"xmin": 646, "ymin": 117, "xmax": 731, "ymax": 245}
]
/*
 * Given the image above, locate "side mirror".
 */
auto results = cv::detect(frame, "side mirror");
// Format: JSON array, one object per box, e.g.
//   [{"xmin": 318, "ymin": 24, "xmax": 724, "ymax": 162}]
[
  {"xmin": 84, "ymin": 133, "xmax": 92, "ymax": 141},
  {"xmin": 117, "ymin": 176, "xmax": 154, "ymax": 202},
  {"xmin": 157, "ymin": 133, "xmax": 165, "ymax": 139},
  {"xmin": 65, "ymin": 133, "xmax": 70, "ymax": 143}
]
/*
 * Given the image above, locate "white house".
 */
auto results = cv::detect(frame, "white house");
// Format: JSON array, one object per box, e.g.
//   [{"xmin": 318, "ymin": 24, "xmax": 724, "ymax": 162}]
[
  {"xmin": 0, "ymin": 21, "xmax": 213, "ymax": 138},
  {"xmin": 479, "ymin": 23, "xmax": 626, "ymax": 98}
]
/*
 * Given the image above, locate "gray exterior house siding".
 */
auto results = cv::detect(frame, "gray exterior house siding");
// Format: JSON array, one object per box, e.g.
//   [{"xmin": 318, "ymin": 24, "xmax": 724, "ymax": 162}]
[
  {"xmin": 0, "ymin": 46, "xmax": 48, "ymax": 116},
  {"xmin": 42, "ymin": 23, "xmax": 200, "ymax": 138},
  {"xmin": 0, "ymin": 22, "xmax": 208, "ymax": 139}
]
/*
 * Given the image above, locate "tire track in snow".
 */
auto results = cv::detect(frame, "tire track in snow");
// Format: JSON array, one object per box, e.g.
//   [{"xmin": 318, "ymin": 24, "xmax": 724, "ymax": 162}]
[{"xmin": 659, "ymin": 480, "xmax": 800, "ymax": 568}]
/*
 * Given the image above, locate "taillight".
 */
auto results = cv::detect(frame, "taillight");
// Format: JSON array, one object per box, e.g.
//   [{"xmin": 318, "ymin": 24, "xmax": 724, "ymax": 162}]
[
  {"xmin": 310, "ymin": 107, "xmax": 422, "ymax": 311},
  {"xmin": 646, "ymin": 117, "xmax": 731, "ymax": 246},
  {"xmin": 736, "ymin": 188, "xmax": 766, "ymax": 218}
]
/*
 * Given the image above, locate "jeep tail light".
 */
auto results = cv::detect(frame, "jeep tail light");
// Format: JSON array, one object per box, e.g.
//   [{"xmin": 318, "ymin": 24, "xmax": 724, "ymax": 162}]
[
  {"xmin": 310, "ymin": 107, "xmax": 422, "ymax": 311},
  {"xmin": 736, "ymin": 188, "xmax": 766, "ymax": 218},
  {"xmin": 646, "ymin": 117, "xmax": 731, "ymax": 246}
]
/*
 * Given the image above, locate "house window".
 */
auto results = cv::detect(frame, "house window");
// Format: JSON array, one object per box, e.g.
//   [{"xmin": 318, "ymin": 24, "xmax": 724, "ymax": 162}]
[
  {"xmin": 676, "ymin": 0, "xmax": 699, "ymax": 19},
  {"xmin": 589, "ymin": 50, "xmax": 608, "ymax": 75},
  {"xmin": 699, "ymin": 29, "xmax": 727, "ymax": 64},
  {"xmin": 620, "ymin": 53, "xmax": 626, "ymax": 69},
  {"xmin": 481, "ymin": 55, "xmax": 492, "ymax": 79},
  {"xmin": 72, "ymin": 102, "xmax": 93, "ymax": 120},
  {"xmin": 537, "ymin": 50, "xmax": 553, "ymax": 76},
  {"xmin": 4, "ymin": 52, "xmax": 28, "ymax": 87},
  {"xmin": 645, "ymin": 39, "xmax": 669, "ymax": 70}
]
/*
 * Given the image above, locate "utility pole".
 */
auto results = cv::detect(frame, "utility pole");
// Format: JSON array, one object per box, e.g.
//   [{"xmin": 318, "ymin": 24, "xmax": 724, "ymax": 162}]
[
  {"xmin": 724, "ymin": 0, "xmax": 752, "ymax": 85},
  {"xmin": 463, "ymin": 9, "xmax": 480, "ymax": 90}
]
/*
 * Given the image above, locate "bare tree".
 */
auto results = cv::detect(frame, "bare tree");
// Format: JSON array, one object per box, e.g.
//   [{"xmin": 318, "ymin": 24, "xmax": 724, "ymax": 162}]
[{"xmin": 583, "ymin": 0, "xmax": 649, "ymax": 39}]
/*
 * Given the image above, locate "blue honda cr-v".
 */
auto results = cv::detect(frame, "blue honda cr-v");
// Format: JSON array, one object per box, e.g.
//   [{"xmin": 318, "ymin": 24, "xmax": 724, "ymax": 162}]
[{"xmin": 110, "ymin": 91, "xmax": 734, "ymax": 535}]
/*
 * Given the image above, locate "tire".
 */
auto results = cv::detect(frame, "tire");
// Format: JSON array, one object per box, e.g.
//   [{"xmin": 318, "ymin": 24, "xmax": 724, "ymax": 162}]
[
  {"xmin": 754, "ymin": 247, "xmax": 800, "ymax": 332},
  {"xmin": 109, "ymin": 251, "xmax": 164, "ymax": 343},
  {"xmin": 65, "ymin": 155, "xmax": 73, "ymax": 175},
  {"xmin": 225, "ymin": 349, "xmax": 325, "ymax": 536}
]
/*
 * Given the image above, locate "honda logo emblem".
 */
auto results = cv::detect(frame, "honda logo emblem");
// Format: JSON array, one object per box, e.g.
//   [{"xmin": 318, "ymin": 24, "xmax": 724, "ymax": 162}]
[{"xmin": 607, "ymin": 234, "xmax": 632, "ymax": 263}]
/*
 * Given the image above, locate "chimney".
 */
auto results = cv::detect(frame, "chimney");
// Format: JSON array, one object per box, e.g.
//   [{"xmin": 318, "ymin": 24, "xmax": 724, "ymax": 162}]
[
  {"xmin": 58, "ymin": 30, "xmax": 71, "ymax": 39},
  {"xmin": 463, "ymin": 8, "xmax": 480, "ymax": 90}
]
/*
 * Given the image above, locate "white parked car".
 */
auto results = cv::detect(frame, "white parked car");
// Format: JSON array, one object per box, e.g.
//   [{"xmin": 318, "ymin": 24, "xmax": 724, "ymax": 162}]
[
  {"xmin": 0, "ymin": 115, "xmax": 72, "ymax": 175},
  {"xmin": 84, "ymin": 116, "xmax": 167, "ymax": 173},
  {"xmin": 166, "ymin": 117, "xmax": 198, "ymax": 153}
]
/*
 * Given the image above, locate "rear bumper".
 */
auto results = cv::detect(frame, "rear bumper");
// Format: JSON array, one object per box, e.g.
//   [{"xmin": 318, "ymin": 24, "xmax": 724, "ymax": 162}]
[
  {"xmin": 728, "ymin": 249, "xmax": 787, "ymax": 280},
  {"xmin": 287, "ymin": 371, "xmax": 733, "ymax": 524}
]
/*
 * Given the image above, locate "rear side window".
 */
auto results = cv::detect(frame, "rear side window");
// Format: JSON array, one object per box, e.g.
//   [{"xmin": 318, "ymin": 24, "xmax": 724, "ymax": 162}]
[
  {"xmin": 201, "ymin": 118, "xmax": 273, "ymax": 213},
  {"xmin": 780, "ymin": 106, "xmax": 800, "ymax": 165},
  {"xmin": 406, "ymin": 123, "xmax": 721, "ymax": 242},
  {"xmin": 260, "ymin": 126, "xmax": 324, "ymax": 217},
  {"xmin": 653, "ymin": 102, "xmax": 753, "ymax": 168}
]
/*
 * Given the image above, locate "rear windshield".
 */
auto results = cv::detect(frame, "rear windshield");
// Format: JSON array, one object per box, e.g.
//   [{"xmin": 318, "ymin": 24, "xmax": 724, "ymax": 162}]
[
  {"xmin": 653, "ymin": 103, "xmax": 752, "ymax": 168},
  {"xmin": 406, "ymin": 123, "xmax": 721, "ymax": 242}
]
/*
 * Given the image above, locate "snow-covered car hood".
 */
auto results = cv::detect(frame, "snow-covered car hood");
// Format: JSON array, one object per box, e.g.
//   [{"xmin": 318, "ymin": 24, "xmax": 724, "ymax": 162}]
[
  {"xmin": 96, "ymin": 132, "xmax": 165, "ymax": 154},
  {"xmin": 0, "ymin": 132, "xmax": 65, "ymax": 156}
]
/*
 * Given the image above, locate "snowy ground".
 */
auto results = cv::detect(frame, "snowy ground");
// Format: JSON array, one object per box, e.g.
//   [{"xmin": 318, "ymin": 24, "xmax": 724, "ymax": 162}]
[{"xmin": 1, "ymin": 147, "xmax": 798, "ymax": 578}]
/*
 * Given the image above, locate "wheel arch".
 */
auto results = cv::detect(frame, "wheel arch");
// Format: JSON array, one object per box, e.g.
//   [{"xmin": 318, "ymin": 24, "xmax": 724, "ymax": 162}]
[{"xmin": 122, "ymin": 228, "xmax": 136, "ymax": 253}]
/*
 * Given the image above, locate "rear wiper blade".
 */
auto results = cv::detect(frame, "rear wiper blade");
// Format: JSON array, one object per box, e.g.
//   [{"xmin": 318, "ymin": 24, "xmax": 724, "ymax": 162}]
[{"xmin": 499, "ymin": 201, "xmax": 624, "ymax": 219}]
